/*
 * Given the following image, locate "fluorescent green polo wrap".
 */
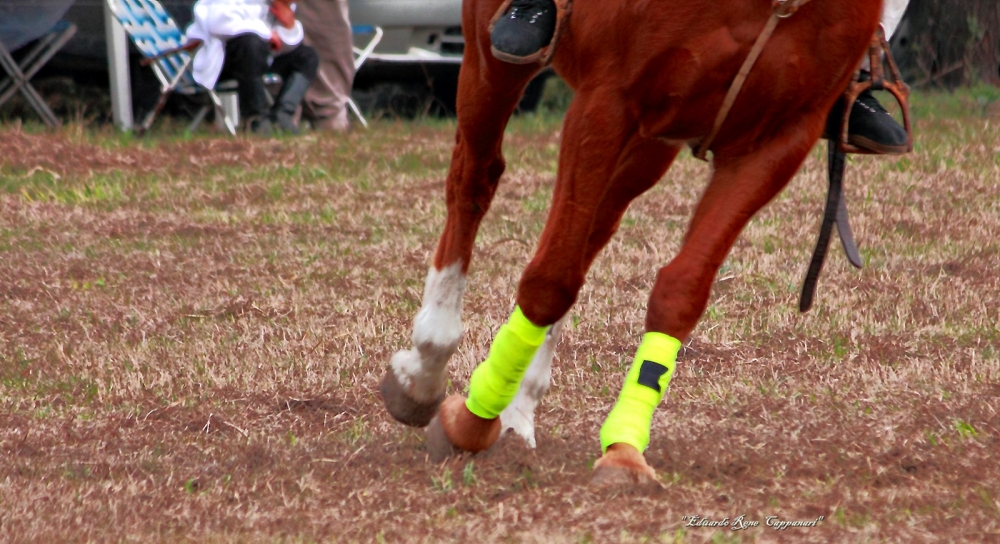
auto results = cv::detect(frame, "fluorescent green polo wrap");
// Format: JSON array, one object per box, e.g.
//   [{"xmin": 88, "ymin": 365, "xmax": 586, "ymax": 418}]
[
  {"xmin": 466, "ymin": 306, "xmax": 549, "ymax": 419},
  {"xmin": 600, "ymin": 332, "xmax": 682, "ymax": 453}
]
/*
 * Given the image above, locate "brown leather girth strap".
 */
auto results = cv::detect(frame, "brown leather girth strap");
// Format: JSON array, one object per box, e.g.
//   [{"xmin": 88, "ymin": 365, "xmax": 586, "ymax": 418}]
[
  {"xmin": 694, "ymin": 0, "xmax": 813, "ymax": 161},
  {"xmin": 488, "ymin": 0, "xmax": 573, "ymax": 66}
]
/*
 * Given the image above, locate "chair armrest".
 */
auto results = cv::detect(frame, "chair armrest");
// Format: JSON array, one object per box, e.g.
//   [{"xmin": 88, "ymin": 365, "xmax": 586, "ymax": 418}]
[{"xmin": 139, "ymin": 39, "xmax": 203, "ymax": 67}]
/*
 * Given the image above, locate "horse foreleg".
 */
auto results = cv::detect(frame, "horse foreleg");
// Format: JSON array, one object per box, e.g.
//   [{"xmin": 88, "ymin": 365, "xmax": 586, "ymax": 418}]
[
  {"xmin": 593, "ymin": 125, "xmax": 822, "ymax": 486},
  {"xmin": 499, "ymin": 136, "xmax": 682, "ymax": 447},
  {"xmin": 380, "ymin": 33, "xmax": 541, "ymax": 428}
]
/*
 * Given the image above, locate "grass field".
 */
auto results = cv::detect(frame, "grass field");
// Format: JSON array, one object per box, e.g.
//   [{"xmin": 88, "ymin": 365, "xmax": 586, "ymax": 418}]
[{"xmin": 1, "ymin": 87, "xmax": 999, "ymax": 542}]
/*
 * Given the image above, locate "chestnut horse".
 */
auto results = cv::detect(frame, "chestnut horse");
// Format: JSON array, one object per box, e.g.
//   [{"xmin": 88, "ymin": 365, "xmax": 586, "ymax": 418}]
[{"xmin": 380, "ymin": 0, "xmax": 884, "ymax": 485}]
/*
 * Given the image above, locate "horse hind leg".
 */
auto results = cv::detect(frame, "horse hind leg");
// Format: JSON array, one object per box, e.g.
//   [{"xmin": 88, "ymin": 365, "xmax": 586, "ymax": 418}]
[
  {"xmin": 380, "ymin": 17, "xmax": 542, "ymax": 428},
  {"xmin": 591, "ymin": 123, "xmax": 824, "ymax": 487}
]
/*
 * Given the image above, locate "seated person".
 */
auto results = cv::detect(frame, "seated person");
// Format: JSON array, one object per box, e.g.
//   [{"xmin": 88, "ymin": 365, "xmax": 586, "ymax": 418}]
[
  {"xmin": 297, "ymin": 0, "xmax": 355, "ymax": 133},
  {"xmin": 186, "ymin": 0, "xmax": 319, "ymax": 134},
  {"xmin": 490, "ymin": 0, "xmax": 910, "ymax": 154}
]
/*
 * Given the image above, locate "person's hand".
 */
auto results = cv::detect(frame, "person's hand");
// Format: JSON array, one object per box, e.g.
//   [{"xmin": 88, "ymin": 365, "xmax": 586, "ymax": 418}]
[
  {"xmin": 269, "ymin": 31, "xmax": 283, "ymax": 51},
  {"xmin": 269, "ymin": 0, "xmax": 295, "ymax": 29}
]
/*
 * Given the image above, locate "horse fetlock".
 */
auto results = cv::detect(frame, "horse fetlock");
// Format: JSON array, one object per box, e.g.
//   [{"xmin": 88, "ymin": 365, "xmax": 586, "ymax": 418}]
[
  {"xmin": 389, "ymin": 326, "xmax": 461, "ymax": 401},
  {"xmin": 411, "ymin": 317, "xmax": 463, "ymax": 359},
  {"xmin": 413, "ymin": 337, "xmax": 462, "ymax": 369}
]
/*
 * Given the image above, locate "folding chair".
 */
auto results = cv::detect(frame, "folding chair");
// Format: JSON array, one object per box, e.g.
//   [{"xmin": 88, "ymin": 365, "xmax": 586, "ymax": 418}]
[
  {"xmin": 106, "ymin": 0, "xmax": 238, "ymax": 134},
  {"xmin": 348, "ymin": 25, "xmax": 383, "ymax": 128},
  {"xmin": 0, "ymin": 21, "xmax": 77, "ymax": 128}
]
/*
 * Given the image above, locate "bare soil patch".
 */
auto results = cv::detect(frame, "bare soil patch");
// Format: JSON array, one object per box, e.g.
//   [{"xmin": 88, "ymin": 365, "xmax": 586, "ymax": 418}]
[{"xmin": 2, "ymin": 106, "xmax": 999, "ymax": 542}]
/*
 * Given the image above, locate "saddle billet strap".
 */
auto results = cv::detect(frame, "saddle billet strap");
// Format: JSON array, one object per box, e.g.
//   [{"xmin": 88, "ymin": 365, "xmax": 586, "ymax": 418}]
[
  {"xmin": 693, "ymin": 0, "xmax": 813, "ymax": 161},
  {"xmin": 488, "ymin": 0, "xmax": 573, "ymax": 66}
]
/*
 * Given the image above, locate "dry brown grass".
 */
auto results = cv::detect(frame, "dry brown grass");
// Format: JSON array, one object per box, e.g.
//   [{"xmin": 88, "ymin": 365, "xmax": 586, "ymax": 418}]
[{"xmin": 1, "ymin": 93, "xmax": 999, "ymax": 543}]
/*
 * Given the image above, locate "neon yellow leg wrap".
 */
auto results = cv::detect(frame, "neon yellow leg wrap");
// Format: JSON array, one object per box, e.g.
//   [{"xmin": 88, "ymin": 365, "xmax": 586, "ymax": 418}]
[
  {"xmin": 599, "ymin": 332, "xmax": 682, "ymax": 453},
  {"xmin": 466, "ymin": 306, "xmax": 549, "ymax": 419}
]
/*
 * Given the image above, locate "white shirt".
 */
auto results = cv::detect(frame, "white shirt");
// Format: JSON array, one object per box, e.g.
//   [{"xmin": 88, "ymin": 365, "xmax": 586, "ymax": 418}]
[{"xmin": 185, "ymin": 0, "xmax": 304, "ymax": 89}]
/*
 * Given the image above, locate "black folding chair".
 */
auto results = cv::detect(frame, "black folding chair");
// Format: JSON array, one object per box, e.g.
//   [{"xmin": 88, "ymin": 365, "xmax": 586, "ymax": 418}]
[{"xmin": 0, "ymin": 21, "xmax": 77, "ymax": 128}]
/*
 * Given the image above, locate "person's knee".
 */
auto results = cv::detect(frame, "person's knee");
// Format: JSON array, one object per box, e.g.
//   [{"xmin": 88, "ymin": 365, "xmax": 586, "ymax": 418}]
[{"xmin": 226, "ymin": 34, "xmax": 270, "ymax": 73}]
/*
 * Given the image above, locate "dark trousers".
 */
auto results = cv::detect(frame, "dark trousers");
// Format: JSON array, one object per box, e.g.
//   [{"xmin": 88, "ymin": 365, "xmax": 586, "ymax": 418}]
[{"xmin": 218, "ymin": 33, "xmax": 319, "ymax": 120}]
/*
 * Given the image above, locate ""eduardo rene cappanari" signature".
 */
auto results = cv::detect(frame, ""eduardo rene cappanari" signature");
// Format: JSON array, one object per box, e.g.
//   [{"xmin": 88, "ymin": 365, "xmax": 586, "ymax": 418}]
[{"xmin": 681, "ymin": 514, "xmax": 826, "ymax": 531}]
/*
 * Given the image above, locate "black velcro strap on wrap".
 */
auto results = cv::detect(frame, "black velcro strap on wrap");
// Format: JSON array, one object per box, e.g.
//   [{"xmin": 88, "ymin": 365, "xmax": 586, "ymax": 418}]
[{"xmin": 637, "ymin": 360, "xmax": 669, "ymax": 392}]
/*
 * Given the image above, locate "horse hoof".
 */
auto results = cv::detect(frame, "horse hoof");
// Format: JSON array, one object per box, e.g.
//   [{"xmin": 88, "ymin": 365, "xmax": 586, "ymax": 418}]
[
  {"xmin": 424, "ymin": 395, "xmax": 501, "ymax": 460},
  {"xmin": 379, "ymin": 367, "xmax": 444, "ymax": 428},
  {"xmin": 591, "ymin": 443, "xmax": 662, "ymax": 488}
]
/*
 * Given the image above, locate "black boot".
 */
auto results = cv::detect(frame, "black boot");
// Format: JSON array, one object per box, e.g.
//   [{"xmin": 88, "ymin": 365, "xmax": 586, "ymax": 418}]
[
  {"xmin": 827, "ymin": 71, "xmax": 908, "ymax": 154},
  {"xmin": 270, "ymin": 72, "xmax": 312, "ymax": 135},
  {"xmin": 490, "ymin": 0, "xmax": 557, "ymax": 62}
]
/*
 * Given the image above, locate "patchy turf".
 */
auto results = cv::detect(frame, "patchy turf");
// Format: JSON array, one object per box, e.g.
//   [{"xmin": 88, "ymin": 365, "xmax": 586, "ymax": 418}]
[{"xmin": 1, "ymin": 90, "xmax": 999, "ymax": 542}]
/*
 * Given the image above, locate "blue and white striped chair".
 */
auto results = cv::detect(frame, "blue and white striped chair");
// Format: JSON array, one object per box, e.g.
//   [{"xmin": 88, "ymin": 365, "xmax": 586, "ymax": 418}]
[{"xmin": 106, "ymin": 0, "xmax": 240, "ymax": 134}]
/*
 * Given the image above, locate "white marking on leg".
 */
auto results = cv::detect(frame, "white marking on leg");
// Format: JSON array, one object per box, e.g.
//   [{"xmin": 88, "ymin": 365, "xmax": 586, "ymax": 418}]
[
  {"xmin": 390, "ymin": 263, "xmax": 466, "ymax": 403},
  {"xmin": 499, "ymin": 315, "xmax": 566, "ymax": 448}
]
